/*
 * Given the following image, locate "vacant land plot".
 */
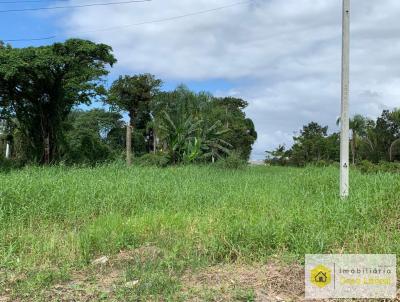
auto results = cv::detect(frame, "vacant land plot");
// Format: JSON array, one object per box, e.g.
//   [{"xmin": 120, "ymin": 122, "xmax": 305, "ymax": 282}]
[{"xmin": 0, "ymin": 165, "xmax": 399, "ymax": 301}]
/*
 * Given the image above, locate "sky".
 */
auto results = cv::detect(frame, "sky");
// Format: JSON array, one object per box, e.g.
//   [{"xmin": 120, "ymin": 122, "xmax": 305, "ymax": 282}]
[{"xmin": 1, "ymin": 0, "xmax": 400, "ymax": 159}]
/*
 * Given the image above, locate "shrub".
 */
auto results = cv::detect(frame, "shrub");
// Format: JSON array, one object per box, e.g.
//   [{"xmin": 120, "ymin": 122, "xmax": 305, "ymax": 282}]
[
  {"xmin": 216, "ymin": 152, "xmax": 247, "ymax": 170},
  {"xmin": 358, "ymin": 160, "xmax": 377, "ymax": 174},
  {"xmin": 0, "ymin": 157, "xmax": 23, "ymax": 173},
  {"xmin": 136, "ymin": 153, "xmax": 169, "ymax": 167},
  {"xmin": 377, "ymin": 161, "xmax": 400, "ymax": 173},
  {"xmin": 311, "ymin": 160, "xmax": 329, "ymax": 167},
  {"xmin": 357, "ymin": 160, "xmax": 400, "ymax": 174}
]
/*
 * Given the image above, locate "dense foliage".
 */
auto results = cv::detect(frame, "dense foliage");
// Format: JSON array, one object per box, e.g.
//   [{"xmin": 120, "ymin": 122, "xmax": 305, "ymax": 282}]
[
  {"xmin": 151, "ymin": 86, "xmax": 257, "ymax": 164},
  {"xmin": 108, "ymin": 74, "xmax": 162, "ymax": 155},
  {"xmin": 0, "ymin": 41, "xmax": 257, "ymax": 167},
  {"xmin": 63, "ymin": 109, "xmax": 124, "ymax": 164},
  {"xmin": 0, "ymin": 39, "xmax": 116, "ymax": 164}
]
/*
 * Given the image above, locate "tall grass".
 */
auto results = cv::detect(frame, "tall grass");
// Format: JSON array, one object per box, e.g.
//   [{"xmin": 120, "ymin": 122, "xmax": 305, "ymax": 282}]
[{"xmin": 0, "ymin": 164, "xmax": 399, "ymax": 297}]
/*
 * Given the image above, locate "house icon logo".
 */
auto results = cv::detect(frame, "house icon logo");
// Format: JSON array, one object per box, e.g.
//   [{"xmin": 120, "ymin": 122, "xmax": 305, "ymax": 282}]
[{"xmin": 310, "ymin": 265, "xmax": 332, "ymax": 288}]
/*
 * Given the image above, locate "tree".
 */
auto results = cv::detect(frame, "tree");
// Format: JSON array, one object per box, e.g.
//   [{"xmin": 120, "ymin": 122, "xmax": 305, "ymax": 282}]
[
  {"xmin": 63, "ymin": 109, "xmax": 124, "ymax": 164},
  {"xmin": 270, "ymin": 109, "xmax": 400, "ymax": 166},
  {"xmin": 0, "ymin": 39, "xmax": 116, "ymax": 164},
  {"xmin": 375, "ymin": 109, "xmax": 400, "ymax": 161},
  {"xmin": 266, "ymin": 144, "xmax": 288, "ymax": 165},
  {"xmin": 108, "ymin": 74, "xmax": 162, "ymax": 156},
  {"xmin": 209, "ymin": 97, "xmax": 257, "ymax": 160},
  {"xmin": 157, "ymin": 110, "xmax": 200, "ymax": 163},
  {"xmin": 337, "ymin": 114, "xmax": 368, "ymax": 164},
  {"xmin": 152, "ymin": 87, "xmax": 235, "ymax": 164},
  {"xmin": 200, "ymin": 120, "xmax": 231, "ymax": 163},
  {"xmin": 292, "ymin": 122, "xmax": 329, "ymax": 164}
]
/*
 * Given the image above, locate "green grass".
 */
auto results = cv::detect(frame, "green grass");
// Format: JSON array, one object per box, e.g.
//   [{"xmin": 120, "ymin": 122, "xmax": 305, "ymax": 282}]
[{"xmin": 0, "ymin": 164, "xmax": 399, "ymax": 300}]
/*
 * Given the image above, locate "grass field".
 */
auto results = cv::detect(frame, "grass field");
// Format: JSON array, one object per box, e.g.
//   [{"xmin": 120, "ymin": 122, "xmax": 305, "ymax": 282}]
[{"xmin": 0, "ymin": 164, "xmax": 399, "ymax": 301}]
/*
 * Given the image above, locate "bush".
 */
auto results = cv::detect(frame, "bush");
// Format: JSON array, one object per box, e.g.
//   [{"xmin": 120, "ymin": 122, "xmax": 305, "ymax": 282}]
[
  {"xmin": 136, "ymin": 153, "xmax": 169, "ymax": 167},
  {"xmin": 0, "ymin": 157, "xmax": 23, "ymax": 173},
  {"xmin": 310, "ymin": 160, "xmax": 328, "ymax": 167},
  {"xmin": 308, "ymin": 160, "xmax": 339, "ymax": 168},
  {"xmin": 357, "ymin": 160, "xmax": 400, "ymax": 174},
  {"xmin": 216, "ymin": 152, "xmax": 247, "ymax": 170}
]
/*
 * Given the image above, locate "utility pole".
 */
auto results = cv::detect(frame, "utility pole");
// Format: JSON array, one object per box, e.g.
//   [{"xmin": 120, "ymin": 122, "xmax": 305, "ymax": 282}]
[
  {"xmin": 126, "ymin": 124, "xmax": 132, "ymax": 166},
  {"xmin": 340, "ymin": 0, "xmax": 350, "ymax": 198}
]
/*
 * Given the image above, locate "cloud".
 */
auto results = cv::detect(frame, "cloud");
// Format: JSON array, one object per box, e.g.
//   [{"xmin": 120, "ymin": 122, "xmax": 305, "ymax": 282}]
[{"xmin": 59, "ymin": 0, "xmax": 400, "ymax": 159}]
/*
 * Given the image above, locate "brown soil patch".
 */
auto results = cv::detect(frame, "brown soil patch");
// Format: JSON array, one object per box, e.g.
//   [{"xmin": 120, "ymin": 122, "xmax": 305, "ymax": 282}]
[
  {"xmin": 4, "ymin": 252, "xmax": 399, "ymax": 301},
  {"xmin": 114, "ymin": 245, "xmax": 162, "ymax": 264},
  {"xmin": 182, "ymin": 261, "xmax": 304, "ymax": 301},
  {"xmin": 181, "ymin": 261, "xmax": 400, "ymax": 302},
  {"xmin": 2, "ymin": 246, "xmax": 162, "ymax": 302},
  {"xmin": 45, "ymin": 246, "xmax": 163, "ymax": 301}
]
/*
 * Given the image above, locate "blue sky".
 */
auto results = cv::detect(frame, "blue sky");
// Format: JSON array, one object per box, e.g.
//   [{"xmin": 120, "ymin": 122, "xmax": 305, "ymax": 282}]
[
  {"xmin": 0, "ymin": 6, "xmax": 234, "ymax": 92},
  {"xmin": 1, "ymin": 6, "xmax": 56, "ymax": 46},
  {"xmin": 2, "ymin": 0, "xmax": 400, "ymax": 159}
]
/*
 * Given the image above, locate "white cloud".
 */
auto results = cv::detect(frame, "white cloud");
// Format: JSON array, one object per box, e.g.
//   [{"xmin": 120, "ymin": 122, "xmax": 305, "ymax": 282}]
[{"xmin": 59, "ymin": 0, "xmax": 400, "ymax": 159}]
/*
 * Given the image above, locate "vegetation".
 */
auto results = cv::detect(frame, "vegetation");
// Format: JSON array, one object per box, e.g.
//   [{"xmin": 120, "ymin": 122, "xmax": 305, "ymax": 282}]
[
  {"xmin": 0, "ymin": 165, "xmax": 399, "ymax": 300},
  {"xmin": 152, "ymin": 86, "xmax": 256, "ymax": 164},
  {"xmin": 62, "ymin": 109, "xmax": 124, "ymax": 164},
  {"xmin": 0, "ymin": 39, "xmax": 116, "ymax": 164},
  {"xmin": 108, "ymin": 74, "xmax": 162, "ymax": 155},
  {"xmin": 0, "ymin": 41, "xmax": 257, "ymax": 167},
  {"xmin": 1, "ymin": 36, "xmax": 399, "ymax": 301},
  {"xmin": 357, "ymin": 160, "xmax": 400, "ymax": 174},
  {"xmin": 267, "ymin": 108, "xmax": 400, "ymax": 168}
]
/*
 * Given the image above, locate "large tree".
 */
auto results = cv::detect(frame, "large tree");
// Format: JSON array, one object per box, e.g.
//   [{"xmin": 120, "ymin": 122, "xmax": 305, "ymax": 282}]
[
  {"xmin": 0, "ymin": 39, "xmax": 116, "ymax": 163},
  {"xmin": 108, "ymin": 74, "xmax": 162, "ymax": 155}
]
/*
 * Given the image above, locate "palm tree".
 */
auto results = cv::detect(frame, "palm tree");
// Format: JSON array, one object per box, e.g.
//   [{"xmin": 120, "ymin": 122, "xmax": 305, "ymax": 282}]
[
  {"xmin": 158, "ymin": 111, "xmax": 202, "ymax": 163},
  {"xmin": 337, "ymin": 114, "xmax": 367, "ymax": 164},
  {"xmin": 157, "ymin": 111, "xmax": 231, "ymax": 164},
  {"xmin": 200, "ymin": 120, "xmax": 231, "ymax": 163}
]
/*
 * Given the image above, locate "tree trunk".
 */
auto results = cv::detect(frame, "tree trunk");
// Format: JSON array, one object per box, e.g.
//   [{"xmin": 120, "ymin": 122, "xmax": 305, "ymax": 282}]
[
  {"xmin": 351, "ymin": 130, "xmax": 356, "ymax": 165},
  {"xmin": 126, "ymin": 124, "xmax": 132, "ymax": 166},
  {"xmin": 129, "ymin": 111, "xmax": 136, "ymax": 154},
  {"xmin": 39, "ymin": 105, "xmax": 53, "ymax": 165},
  {"xmin": 44, "ymin": 136, "xmax": 50, "ymax": 165},
  {"xmin": 389, "ymin": 138, "xmax": 400, "ymax": 162},
  {"xmin": 153, "ymin": 129, "xmax": 157, "ymax": 154}
]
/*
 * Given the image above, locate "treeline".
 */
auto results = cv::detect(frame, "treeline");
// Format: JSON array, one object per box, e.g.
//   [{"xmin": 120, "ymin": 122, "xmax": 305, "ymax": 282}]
[
  {"xmin": 0, "ymin": 39, "xmax": 257, "ymax": 167},
  {"xmin": 267, "ymin": 109, "xmax": 400, "ymax": 166}
]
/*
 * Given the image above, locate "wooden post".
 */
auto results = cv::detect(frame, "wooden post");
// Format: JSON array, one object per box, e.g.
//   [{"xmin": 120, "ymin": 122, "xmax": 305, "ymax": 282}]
[
  {"xmin": 5, "ymin": 142, "xmax": 10, "ymax": 159},
  {"xmin": 126, "ymin": 124, "xmax": 132, "ymax": 166}
]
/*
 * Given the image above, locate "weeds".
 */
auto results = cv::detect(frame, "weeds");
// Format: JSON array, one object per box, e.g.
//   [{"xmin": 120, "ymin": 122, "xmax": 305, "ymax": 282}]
[{"xmin": 0, "ymin": 164, "xmax": 399, "ymax": 300}]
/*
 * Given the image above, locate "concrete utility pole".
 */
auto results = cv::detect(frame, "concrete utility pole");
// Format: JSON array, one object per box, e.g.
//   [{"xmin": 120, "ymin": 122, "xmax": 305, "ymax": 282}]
[
  {"xmin": 340, "ymin": 0, "xmax": 350, "ymax": 198},
  {"xmin": 126, "ymin": 124, "xmax": 132, "ymax": 166}
]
